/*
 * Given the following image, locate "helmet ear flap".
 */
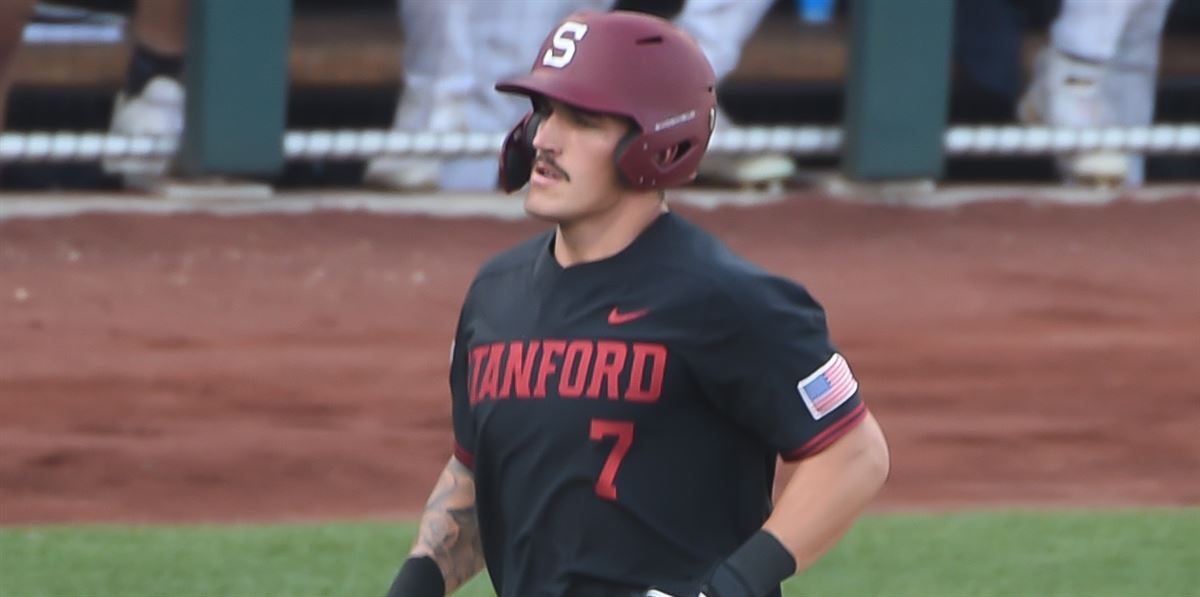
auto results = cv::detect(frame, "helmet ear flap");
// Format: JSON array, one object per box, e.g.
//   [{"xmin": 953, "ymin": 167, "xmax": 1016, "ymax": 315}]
[
  {"xmin": 498, "ymin": 110, "xmax": 543, "ymax": 193},
  {"xmin": 611, "ymin": 128, "xmax": 643, "ymax": 188}
]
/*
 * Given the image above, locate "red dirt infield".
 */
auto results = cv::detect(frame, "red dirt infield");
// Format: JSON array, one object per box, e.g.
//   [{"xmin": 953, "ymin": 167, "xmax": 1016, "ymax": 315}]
[{"xmin": 2, "ymin": 193, "xmax": 1198, "ymax": 524}]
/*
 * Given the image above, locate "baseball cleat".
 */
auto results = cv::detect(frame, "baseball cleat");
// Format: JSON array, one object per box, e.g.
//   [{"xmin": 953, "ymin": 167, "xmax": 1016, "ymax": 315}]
[
  {"xmin": 103, "ymin": 76, "xmax": 185, "ymax": 188},
  {"xmin": 696, "ymin": 152, "xmax": 796, "ymax": 189},
  {"xmin": 1018, "ymin": 48, "xmax": 1132, "ymax": 186},
  {"xmin": 1061, "ymin": 151, "xmax": 1132, "ymax": 188}
]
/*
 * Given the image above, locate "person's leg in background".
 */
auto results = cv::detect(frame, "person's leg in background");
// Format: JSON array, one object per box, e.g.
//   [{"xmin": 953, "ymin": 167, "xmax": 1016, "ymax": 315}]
[
  {"xmin": 1104, "ymin": 0, "xmax": 1175, "ymax": 185},
  {"xmin": 673, "ymin": 0, "xmax": 793, "ymax": 187},
  {"xmin": 674, "ymin": 0, "xmax": 774, "ymax": 89},
  {"xmin": 364, "ymin": 0, "xmax": 474, "ymax": 191},
  {"xmin": 1019, "ymin": 0, "xmax": 1173, "ymax": 186},
  {"xmin": 0, "ymin": 0, "xmax": 37, "ymax": 131},
  {"xmin": 105, "ymin": 0, "xmax": 188, "ymax": 186}
]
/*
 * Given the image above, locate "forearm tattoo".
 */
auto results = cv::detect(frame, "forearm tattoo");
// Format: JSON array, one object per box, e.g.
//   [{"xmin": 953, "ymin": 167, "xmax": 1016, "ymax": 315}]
[{"xmin": 411, "ymin": 458, "xmax": 486, "ymax": 594}]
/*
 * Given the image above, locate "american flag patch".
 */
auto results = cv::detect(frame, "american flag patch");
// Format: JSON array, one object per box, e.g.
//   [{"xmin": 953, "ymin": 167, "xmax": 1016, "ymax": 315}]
[{"xmin": 796, "ymin": 353, "xmax": 858, "ymax": 420}]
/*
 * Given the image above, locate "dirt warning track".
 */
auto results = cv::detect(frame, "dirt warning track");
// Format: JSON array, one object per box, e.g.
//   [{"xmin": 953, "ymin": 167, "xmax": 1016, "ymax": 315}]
[{"xmin": 2, "ymin": 193, "xmax": 1198, "ymax": 523}]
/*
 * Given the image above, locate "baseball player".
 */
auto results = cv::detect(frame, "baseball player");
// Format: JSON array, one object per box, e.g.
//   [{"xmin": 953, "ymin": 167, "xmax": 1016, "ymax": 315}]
[{"xmin": 386, "ymin": 11, "xmax": 889, "ymax": 597}]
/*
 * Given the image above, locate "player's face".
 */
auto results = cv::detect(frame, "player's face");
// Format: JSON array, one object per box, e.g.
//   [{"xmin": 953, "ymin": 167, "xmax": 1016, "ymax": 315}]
[{"xmin": 524, "ymin": 98, "xmax": 631, "ymax": 222}]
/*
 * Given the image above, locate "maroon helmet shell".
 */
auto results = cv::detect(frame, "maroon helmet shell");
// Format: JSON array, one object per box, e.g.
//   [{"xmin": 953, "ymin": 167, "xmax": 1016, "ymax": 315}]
[{"xmin": 496, "ymin": 10, "xmax": 717, "ymax": 191}]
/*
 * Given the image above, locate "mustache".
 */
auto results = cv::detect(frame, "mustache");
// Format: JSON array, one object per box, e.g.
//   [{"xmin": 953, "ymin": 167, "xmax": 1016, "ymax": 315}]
[{"xmin": 534, "ymin": 154, "xmax": 570, "ymax": 182}]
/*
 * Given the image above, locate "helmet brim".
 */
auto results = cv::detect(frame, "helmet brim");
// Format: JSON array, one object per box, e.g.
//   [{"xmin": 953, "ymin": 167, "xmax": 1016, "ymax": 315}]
[{"xmin": 496, "ymin": 71, "xmax": 639, "ymax": 126}]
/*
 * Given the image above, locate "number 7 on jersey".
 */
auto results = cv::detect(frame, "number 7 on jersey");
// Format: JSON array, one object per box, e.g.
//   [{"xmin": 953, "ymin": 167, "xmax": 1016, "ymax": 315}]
[{"xmin": 589, "ymin": 419, "xmax": 634, "ymax": 500}]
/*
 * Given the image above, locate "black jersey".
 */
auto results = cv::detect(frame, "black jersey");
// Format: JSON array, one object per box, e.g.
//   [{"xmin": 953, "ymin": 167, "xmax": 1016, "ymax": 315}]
[{"xmin": 449, "ymin": 212, "xmax": 866, "ymax": 597}]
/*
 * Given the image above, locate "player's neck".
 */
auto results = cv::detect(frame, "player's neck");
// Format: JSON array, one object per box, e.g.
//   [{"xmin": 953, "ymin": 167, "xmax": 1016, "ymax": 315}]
[{"xmin": 553, "ymin": 193, "xmax": 666, "ymax": 267}]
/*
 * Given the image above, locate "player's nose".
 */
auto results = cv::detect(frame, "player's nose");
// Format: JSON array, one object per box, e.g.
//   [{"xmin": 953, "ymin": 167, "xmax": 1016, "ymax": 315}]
[{"xmin": 531, "ymin": 110, "xmax": 563, "ymax": 155}]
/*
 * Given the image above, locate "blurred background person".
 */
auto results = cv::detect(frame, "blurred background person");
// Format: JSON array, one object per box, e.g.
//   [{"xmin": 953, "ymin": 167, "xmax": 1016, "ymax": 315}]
[
  {"xmin": 364, "ymin": 0, "xmax": 791, "ymax": 192},
  {"xmin": 1018, "ymin": 0, "xmax": 1176, "ymax": 186},
  {"xmin": 102, "ymin": 0, "xmax": 188, "ymax": 188},
  {"xmin": 1, "ymin": 0, "xmax": 188, "ymax": 186}
]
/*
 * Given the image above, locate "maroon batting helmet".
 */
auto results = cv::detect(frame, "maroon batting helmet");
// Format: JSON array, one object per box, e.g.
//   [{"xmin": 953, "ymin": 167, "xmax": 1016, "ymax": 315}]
[{"xmin": 495, "ymin": 10, "xmax": 717, "ymax": 192}]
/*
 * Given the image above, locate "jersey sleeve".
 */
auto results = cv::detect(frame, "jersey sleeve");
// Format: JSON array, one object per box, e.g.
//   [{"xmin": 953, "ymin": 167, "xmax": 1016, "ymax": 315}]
[
  {"xmin": 449, "ymin": 300, "xmax": 476, "ymax": 470},
  {"xmin": 693, "ymin": 274, "xmax": 867, "ymax": 461}
]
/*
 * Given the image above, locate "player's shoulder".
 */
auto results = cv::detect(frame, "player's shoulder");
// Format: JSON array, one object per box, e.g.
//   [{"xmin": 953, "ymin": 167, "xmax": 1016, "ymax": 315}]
[{"xmin": 663, "ymin": 215, "xmax": 826, "ymax": 321}]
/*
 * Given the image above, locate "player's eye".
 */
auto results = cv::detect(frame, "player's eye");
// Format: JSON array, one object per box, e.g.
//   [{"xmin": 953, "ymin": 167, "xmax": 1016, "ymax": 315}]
[{"xmin": 569, "ymin": 109, "xmax": 601, "ymax": 128}]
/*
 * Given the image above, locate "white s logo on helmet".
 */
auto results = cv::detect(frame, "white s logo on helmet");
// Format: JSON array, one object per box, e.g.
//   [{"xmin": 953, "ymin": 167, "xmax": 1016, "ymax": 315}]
[{"xmin": 542, "ymin": 22, "xmax": 588, "ymax": 68}]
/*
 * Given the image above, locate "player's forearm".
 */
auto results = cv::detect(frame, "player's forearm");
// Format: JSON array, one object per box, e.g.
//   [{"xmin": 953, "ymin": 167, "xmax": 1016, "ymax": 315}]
[
  {"xmin": 407, "ymin": 457, "xmax": 486, "ymax": 595},
  {"xmin": 699, "ymin": 413, "xmax": 888, "ymax": 597},
  {"xmin": 763, "ymin": 411, "xmax": 890, "ymax": 572}
]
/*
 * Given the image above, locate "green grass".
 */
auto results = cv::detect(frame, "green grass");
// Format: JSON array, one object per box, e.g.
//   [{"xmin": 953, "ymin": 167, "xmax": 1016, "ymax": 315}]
[{"xmin": 2, "ymin": 509, "xmax": 1198, "ymax": 597}]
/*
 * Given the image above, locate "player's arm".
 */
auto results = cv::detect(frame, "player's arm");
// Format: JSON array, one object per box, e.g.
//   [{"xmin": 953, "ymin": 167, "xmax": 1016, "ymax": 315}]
[
  {"xmin": 701, "ymin": 412, "xmax": 889, "ymax": 597},
  {"xmin": 764, "ymin": 410, "xmax": 889, "ymax": 568},
  {"xmin": 692, "ymin": 276, "xmax": 890, "ymax": 597},
  {"xmin": 386, "ymin": 456, "xmax": 485, "ymax": 597}
]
